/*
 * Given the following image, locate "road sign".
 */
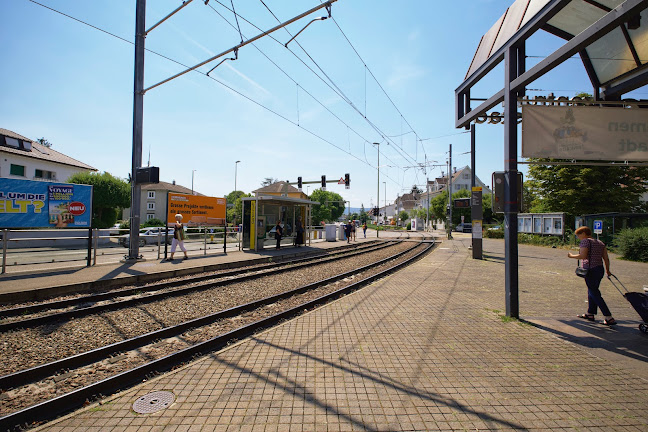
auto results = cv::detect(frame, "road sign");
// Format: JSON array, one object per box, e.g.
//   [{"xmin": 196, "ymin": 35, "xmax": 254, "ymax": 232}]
[
  {"xmin": 593, "ymin": 220, "xmax": 603, "ymax": 234},
  {"xmin": 338, "ymin": 177, "xmax": 344, "ymax": 184}
]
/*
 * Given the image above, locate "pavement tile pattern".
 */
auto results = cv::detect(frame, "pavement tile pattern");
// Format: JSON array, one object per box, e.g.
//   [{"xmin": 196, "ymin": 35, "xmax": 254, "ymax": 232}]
[{"xmin": 36, "ymin": 236, "xmax": 648, "ymax": 431}]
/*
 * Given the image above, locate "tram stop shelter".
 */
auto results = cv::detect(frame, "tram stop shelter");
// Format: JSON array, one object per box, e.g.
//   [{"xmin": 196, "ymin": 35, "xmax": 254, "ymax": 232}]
[
  {"xmin": 241, "ymin": 182, "xmax": 315, "ymax": 251},
  {"xmin": 455, "ymin": 0, "xmax": 648, "ymax": 317}
]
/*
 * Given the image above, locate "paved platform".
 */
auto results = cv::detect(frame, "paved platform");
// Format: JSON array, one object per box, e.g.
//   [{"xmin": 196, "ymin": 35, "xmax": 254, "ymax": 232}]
[{"xmin": 23, "ymin": 236, "xmax": 648, "ymax": 430}]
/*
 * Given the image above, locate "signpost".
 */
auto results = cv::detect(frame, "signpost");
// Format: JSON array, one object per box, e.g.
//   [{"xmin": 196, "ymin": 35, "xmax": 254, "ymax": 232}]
[
  {"xmin": 593, "ymin": 220, "xmax": 603, "ymax": 239},
  {"xmin": 471, "ymin": 187, "xmax": 483, "ymax": 259}
]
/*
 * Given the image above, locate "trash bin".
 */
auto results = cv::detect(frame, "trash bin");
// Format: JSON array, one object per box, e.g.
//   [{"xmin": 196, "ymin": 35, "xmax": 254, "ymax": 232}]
[
  {"xmin": 325, "ymin": 224, "xmax": 337, "ymax": 242},
  {"xmin": 338, "ymin": 224, "xmax": 346, "ymax": 241}
]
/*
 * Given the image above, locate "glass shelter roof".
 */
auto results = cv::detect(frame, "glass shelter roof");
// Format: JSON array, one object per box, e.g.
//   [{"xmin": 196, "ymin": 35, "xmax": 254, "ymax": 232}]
[{"xmin": 465, "ymin": 0, "xmax": 647, "ymax": 88}]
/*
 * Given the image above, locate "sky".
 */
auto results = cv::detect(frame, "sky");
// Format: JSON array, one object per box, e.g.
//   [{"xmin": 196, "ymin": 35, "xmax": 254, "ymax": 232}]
[{"xmin": 2, "ymin": 0, "xmax": 647, "ymax": 210}]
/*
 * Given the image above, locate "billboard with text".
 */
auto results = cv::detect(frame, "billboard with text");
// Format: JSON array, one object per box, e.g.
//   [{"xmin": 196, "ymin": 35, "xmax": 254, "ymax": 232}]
[
  {"xmin": 167, "ymin": 193, "xmax": 226, "ymax": 226},
  {"xmin": 522, "ymin": 105, "xmax": 648, "ymax": 161},
  {"xmin": 0, "ymin": 178, "xmax": 93, "ymax": 228}
]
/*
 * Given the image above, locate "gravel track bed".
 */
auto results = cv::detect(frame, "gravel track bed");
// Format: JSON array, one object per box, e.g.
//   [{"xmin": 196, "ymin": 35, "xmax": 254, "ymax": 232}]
[
  {"xmin": 0, "ymin": 243, "xmax": 384, "ymax": 320},
  {"xmin": 0, "ymin": 242, "xmax": 428, "ymax": 417},
  {"xmin": 0, "ymin": 242, "xmax": 412, "ymax": 375}
]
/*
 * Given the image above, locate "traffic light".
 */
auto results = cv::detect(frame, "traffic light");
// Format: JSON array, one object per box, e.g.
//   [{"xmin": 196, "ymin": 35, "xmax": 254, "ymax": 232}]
[
  {"xmin": 344, "ymin": 173, "xmax": 350, "ymax": 189},
  {"xmin": 321, "ymin": 175, "xmax": 326, "ymax": 191},
  {"xmin": 297, "ymin": 176, "xmax": 302, "ymax": 190}
]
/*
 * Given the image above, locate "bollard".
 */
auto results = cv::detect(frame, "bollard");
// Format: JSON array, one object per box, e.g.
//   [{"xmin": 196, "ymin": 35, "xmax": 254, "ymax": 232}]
[
  {"xmin": 2, "ymin": 229, "xmax": 7, "ymax": 274},
  {"xmin": 87, "ymin": 228, "xmax": 92, "ymax": 267}
]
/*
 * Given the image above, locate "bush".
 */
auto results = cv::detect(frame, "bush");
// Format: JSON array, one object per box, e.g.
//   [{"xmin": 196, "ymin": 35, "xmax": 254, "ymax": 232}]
[
  {"xmin": 406, "ymin": 222, "xmax": 411, "ymax": 230},
  {"xmin": 484, "ymin": 227, "xmax": 504, "ymax": 239},
  {"xmin": 614, "ymin": 227, "xmax": 648, "ymax": 262},
  {"xmin": 141, "ymin": 218, "xmax": 165, "ymax": 228}
]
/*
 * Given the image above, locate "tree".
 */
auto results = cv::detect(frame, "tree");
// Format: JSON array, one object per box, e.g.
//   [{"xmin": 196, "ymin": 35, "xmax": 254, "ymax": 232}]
[
  {"xmin": 310, "ymin": 189, "xmax": 345, "ymax": 224},
  {"xmin": 226, "ymin": 191, "xmax": 250, "ymax": 224},
  {"xmin": 410, "ymin": 185, "xmax": 422, "ymax": 195},
  {"xmin": 527, "ymin": 160, "xmax": 648, "ymax": 216},
  {"xmin": 398, "ymin": 210, "xmax": 410, "ymax": 223},
  {"xmin": 261, "ymin": 177, "xmax": 278, "ymax": 187},
  {"xmin": 359, "ymin": 205, "xmax": 368, "ymax": 223},
  {"xmin": 67, "ymin": 171, "xmax": 130, "ymax": 228},
  {"xmin": 36, "ymin": 137, "xmax": 52, "ymax": 148}
]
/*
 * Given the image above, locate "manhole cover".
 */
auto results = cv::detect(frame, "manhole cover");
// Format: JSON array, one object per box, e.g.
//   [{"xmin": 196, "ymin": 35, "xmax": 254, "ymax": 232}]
[{"xmin": 132, "ymin": 391, "xmax": 175, "ymax": 414}]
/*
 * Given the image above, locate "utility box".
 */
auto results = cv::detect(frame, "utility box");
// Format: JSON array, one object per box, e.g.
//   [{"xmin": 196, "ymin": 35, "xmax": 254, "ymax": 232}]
[
  {"xmin": 325, "ymin": 224, "xmax": 337, "ymax": 242},
  {"xmin": 136, "ymin": 166, "xmax": 159, "ymax": 184}
]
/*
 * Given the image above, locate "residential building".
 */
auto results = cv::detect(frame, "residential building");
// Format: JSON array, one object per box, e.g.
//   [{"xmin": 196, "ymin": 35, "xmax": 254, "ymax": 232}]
[
  {"xmin": 0, "ymin": 128, "xmax": 96, "ymax": 181},
  {"xmin": 123, "ymin": 180, "xmax": 202, "ymax": 223},
  {"xmin": 252, "ymin": 181, "xmax": 309, "ymax": 200}
]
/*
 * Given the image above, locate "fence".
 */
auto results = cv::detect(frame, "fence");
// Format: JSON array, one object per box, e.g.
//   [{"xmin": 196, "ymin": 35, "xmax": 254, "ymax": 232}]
[{"xmin": 0, "ymin": 226, "xmax": 244, "ymax": 274}]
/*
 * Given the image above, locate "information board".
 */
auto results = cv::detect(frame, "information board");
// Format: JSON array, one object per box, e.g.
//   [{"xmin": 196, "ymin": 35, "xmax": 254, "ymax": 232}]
[{"xmin": 167, "ymin": 193, "xmax": 226, "ymax": 226}]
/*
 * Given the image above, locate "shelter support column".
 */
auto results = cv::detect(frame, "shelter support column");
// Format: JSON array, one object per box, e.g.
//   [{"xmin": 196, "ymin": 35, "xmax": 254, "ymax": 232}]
[{"xmin": 503, "ymin": 43, "xmax": 524, "ymax": 318}]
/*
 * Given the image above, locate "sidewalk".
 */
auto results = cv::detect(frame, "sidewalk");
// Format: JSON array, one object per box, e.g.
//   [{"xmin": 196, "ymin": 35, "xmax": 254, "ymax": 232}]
[{"xmin": 34, "ymin": 236, "xmax": 648, "ymax": 431}]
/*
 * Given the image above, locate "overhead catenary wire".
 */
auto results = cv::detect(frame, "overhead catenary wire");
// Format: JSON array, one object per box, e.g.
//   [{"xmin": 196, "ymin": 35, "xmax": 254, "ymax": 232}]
[{"xmin": 23, "ymin": 0, "xmax": 407, "ymax": 184}]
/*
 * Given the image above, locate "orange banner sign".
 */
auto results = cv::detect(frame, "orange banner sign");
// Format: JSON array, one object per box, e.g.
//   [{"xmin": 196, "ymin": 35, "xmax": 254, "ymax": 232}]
[{"xmin": 167, "ymin": 193, "xmax": 226, "ymax": 226}]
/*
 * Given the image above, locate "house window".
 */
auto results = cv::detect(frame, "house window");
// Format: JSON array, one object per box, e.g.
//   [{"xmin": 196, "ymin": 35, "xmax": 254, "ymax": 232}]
[
  {"xmin": 35, "ymin": 169, "xmax": 55, "ymax": 179},
  {"xmin": 463, "ymin": 174, "xmax": 469, "ymax": 179},
  {"xmin": 147, "ymin": 191, "xmax": 155, "ymax": 199},
  {"xmin": 146, "ymin": 214, "xmax": 155, "ymax": 220},
  {"xmin": 10, "ymin": 164, "xmax": 25, "ymax": 177},
  {"xmin": 147, "ymin": 202, "xmax": 155, "ymax": 210}
]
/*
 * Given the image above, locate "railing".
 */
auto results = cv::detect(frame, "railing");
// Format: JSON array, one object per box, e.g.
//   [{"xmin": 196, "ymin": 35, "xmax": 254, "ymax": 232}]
[{"xmin": 0, "ymin": 226, "xmax": 244, "ymax": 274}]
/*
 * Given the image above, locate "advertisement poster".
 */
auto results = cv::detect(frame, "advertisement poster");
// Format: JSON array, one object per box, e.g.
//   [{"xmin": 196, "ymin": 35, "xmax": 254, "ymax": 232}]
[
  {"xmin": 167, "ymin": 193, "xmax": 226, "ymax": 226},
  {"xmin": 522, "ymin": 105, "xmax": 648, "ymax": 161},
  {"xmin": 0, "ymin": 178, "xmax": 92, "ymax": 228}
]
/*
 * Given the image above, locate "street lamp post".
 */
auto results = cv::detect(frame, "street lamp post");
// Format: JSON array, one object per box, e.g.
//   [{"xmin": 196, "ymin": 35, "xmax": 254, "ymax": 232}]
[
  {"xmin": 373, "ymin": 142, "xmax": 380, "ymax": 238},
  {"xmin": 383, "ymin": 181, "xmax": 386, "ymax": 225},
  {"xmin": 234, "ymin": 160, "xmax": 241, "ymax": 192},
  {"xmin": 191, "ymin": 169, "xmax": 197, "ymax": 195}
]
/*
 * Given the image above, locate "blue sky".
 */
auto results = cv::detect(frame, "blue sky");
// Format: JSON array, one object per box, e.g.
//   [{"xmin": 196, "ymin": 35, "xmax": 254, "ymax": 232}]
[{"xmin": 2, "ymin": 0, "xmax": 646, "ymax": 210}]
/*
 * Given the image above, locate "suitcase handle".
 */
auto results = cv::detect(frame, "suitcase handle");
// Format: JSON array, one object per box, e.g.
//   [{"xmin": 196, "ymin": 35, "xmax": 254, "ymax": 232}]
[{"xmin": 607, "ymin": 274, "xmax": 629, "ymax": 295}]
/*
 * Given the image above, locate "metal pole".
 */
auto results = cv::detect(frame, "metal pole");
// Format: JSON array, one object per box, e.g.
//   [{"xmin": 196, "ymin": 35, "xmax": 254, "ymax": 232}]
[
  {"xmin": 447, "ymin": 144, "xmax": 453, "ymax": 239},
  {"xmin": 164, "ymin": 192, "xmax": 169, "ymax": 260},
  {"xmin": 224, "ymin": 224, "xmax": 227, "ymax": 254},
  {"xmin": 374, "ymin": 142, "xmax": 380, "ymax": 238},
  {"xmin": 504, "ymin": 44, "xmax": 522, "ymax": 318},
  {"xmin": 93, "ymin": 228, "xmax": 98, "ymax": 266},
  {"xmin": 87, "ymin": 228, "xmax": 92, "ymax": 267},
  {"xmin": 2, "ymin": 229, "xmax": 7, "ymax": 274},
  {"xmin": 128, "ymin": 0, "xmax": 146, "ymax": 261},
  {"xmin": 235, "ymin": 160, "xmax": 240, "ymax": 192},
  {"xmin": 383, "ymin": 182, "xmax": 386, "ymax": 225}
]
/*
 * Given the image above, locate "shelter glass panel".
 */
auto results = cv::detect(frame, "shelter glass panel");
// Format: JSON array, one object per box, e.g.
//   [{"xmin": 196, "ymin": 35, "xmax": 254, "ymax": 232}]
[
  {"xmin": 492, "ymin": 0, "xmax": 530, "ymax": 55},
  {"xmin": 596, "ymin": 0, "xmax": 625, "ymax": 9},
  {"xmin": 466, "ymin": 13, "xmax": 506, "ymax": 79},
  {"xmin": 520, "ymin": 0, "xmax": 552, "ymax": 28},
  {"xmin": 546, "ymin": 1, "xmax": 606, "ymax": 36},
  {"xmin": 587, "ymin": 28, "xmax": 636, "ymax": 84},
  {"xmin": 627, "ymin": 9, "xmax": 648, "ymax": 66}
]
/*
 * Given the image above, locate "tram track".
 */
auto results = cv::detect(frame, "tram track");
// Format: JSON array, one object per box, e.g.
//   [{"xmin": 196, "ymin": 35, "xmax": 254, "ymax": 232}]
[
  {"xmin": 0, "ymin": 240, "xmax": 393, "ymax": 331},
  {"xmin": 0, "ymin": 235, "xmax": 434, "ymax": 430}
]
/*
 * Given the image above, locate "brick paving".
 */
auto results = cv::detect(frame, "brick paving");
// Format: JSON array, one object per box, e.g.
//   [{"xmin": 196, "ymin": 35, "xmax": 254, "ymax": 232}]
[{"xmin": 34, "ymin": 236, "xmax": 648, "ymax": 431}]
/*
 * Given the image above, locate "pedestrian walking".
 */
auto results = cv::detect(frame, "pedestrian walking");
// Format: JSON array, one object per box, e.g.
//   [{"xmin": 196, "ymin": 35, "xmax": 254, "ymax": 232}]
[
  {"xmin": 351, "ymin": 221, "xmax": 357, "ymax": 241},
  {"xmin": 274, "ymin": 220, "xmax": 283, "ymax": 250},
  {"xmin": 362, "ymin": 222, "xmax": 367, "ymax": 238},
  {"xmin": 344, "ymin": 220, "xmax": 352, "ymax": 244},
  {"xmin": 169, "ymin": 213, "xmax": 188, "ymax": 260},
  {"xmin": 567, "ymin": 226, "xmax": 616, "ymax": 325}
]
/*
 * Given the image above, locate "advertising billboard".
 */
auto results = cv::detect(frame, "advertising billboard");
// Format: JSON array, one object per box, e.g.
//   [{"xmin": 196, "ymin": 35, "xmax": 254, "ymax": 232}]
[
  {"xmin": 167, "ymin": 193, "xmax": 226, "ymax": 226},
  {"xmin": 0, "ymin": 178, "xmax": 93, "ymax": 228},
  {"xmin": 522, "ymin": 105, "xmax": 648, "ymax": 161}
]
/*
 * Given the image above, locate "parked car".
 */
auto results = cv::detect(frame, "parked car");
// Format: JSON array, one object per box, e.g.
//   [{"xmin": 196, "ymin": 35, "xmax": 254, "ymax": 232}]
[
  {"xmin": 119, "ymin": 227, "xmax": 174, "ymax": 247},
  {"xmin": 454, "ymin": 223, "xmax": 472, "ymax": 233},
  {"xmin": 488, "ymin": 225, "xmax": 502, "ymax": 231}
]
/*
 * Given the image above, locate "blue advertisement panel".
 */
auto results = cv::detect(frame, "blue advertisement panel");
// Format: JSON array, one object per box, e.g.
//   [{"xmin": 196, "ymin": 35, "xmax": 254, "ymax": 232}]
[{"xmin": 0, "ymin": 178, "xmax": 93, "ymax": 228}]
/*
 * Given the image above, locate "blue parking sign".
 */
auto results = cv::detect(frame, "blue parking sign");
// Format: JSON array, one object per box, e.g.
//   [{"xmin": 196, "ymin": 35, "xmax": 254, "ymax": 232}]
[{"xmin": 593, "ymin": 220, "xmax": 603, "ymax": 234}]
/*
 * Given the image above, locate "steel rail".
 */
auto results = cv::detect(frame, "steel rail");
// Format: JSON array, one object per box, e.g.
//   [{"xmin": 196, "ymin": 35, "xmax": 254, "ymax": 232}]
[
  {"xmin": 0, "ymin": 240, "xmax": 434, "ymax": 431},
  {"xmin": 0, "ymin": 241, "xmax": 380, "ymax": 319},
  {"xmin": 0, "ymin": 242, "xmax": 393, "ymax": 331},
  {"xmin": 0, "ymin": 241, "xmax": 412, "ymax": 390}
]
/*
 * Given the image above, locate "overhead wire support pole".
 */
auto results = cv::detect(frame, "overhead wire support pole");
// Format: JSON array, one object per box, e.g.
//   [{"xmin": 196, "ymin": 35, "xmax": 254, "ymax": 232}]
[
  {"xmin": 144, "ymin": 0, "xmax": 194, "ymax": 36},
  {"xmin": 143, "ymin": 0, "xmax": 337, "ymax": 94}
]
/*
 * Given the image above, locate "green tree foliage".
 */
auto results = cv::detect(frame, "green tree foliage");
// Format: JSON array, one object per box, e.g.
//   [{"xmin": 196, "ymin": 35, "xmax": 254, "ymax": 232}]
[
  {"xmin": 67, "ymin": 171, "xmax": 130, "ymax": 228},
  {"xmin": 527, "ymin": 160, "xmax": 648, "ymax": 216},
  {"xmin": 36, "ymin": 137, "xmax": 52, "ymax": 148},
  {"xmin": 359, "ymin": 205, "xmax": 368, "ymax": 223},
  {"xmin": 310, "ymin": 189, "xmax": 345, "ymax": 224},
  {"xmin": 429, "ymin": 189, "xmax": 495, "ymax": 224},
  {"xmin": 398, "ymin": 210, "xmax": 410, "ymax": 222},
  {"xmin": 261, "ymin": 177, "xmax": 278, "ymax": 187},
  {"xmin": 142, "ymin": 218, "xmax": 164, "ymax": 227},
  {"xmin": 226, "ymin": 191, "xmax": 250, "ymax": 224}
]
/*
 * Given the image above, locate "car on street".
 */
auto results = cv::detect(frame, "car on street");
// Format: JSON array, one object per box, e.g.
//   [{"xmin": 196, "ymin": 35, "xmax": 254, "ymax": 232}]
[
  {"xmin": 454, "ymin": 223, "xmax": 472, "ymax": 233},
  {"xmin": 119, "ymin": 227, "xmax": 174, "ymax": 247}
]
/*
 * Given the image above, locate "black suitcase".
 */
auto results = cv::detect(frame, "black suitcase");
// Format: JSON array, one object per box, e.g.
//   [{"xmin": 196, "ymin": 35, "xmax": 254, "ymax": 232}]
[{"xmin": 608, "ymin": 275, "xmax": 648, "ymax": 334}]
